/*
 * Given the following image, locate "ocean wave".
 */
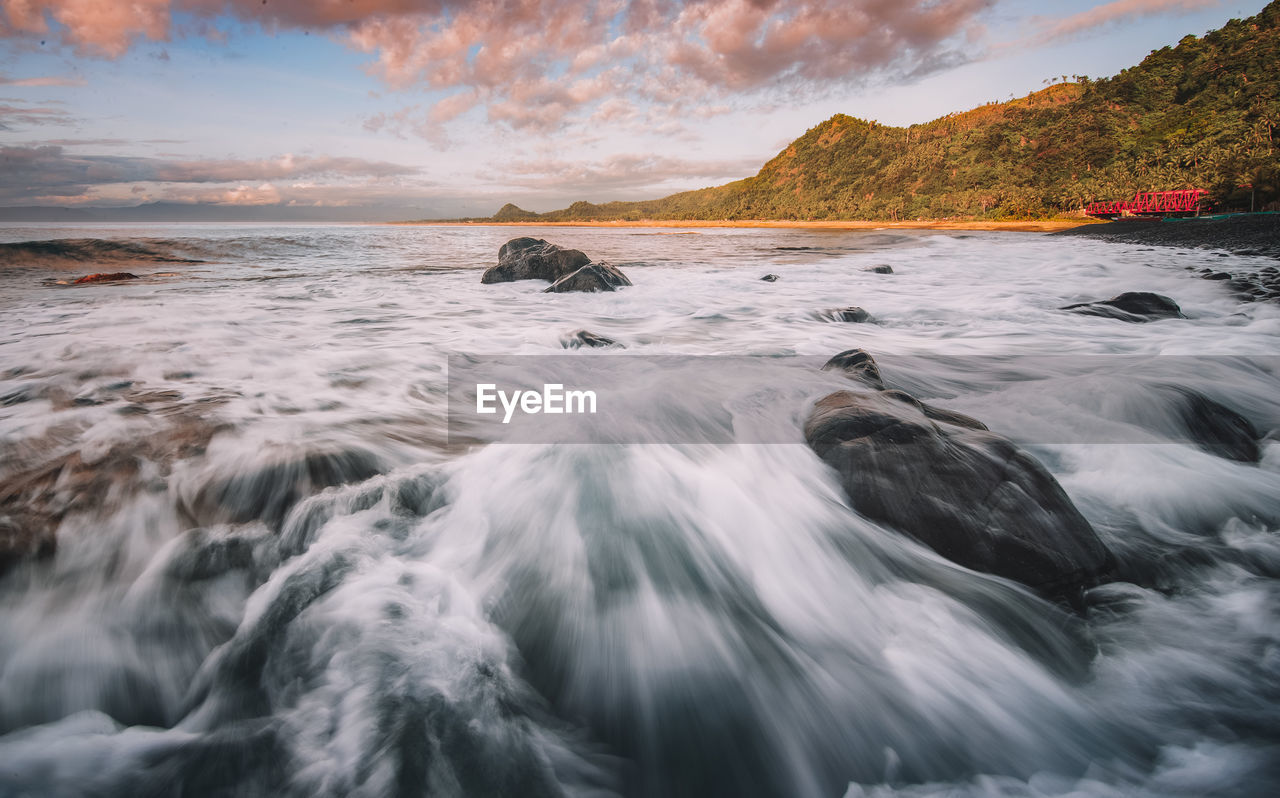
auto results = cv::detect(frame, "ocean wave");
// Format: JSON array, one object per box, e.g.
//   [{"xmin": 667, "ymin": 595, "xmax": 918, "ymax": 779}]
[{"xmin": 0, "ymin": 238, "xmax": 204, "ymax": 269}]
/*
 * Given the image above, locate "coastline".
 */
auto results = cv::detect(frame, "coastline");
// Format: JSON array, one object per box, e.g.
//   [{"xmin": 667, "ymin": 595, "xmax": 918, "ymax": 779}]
[
  {"xmin": 1052, "ymin": 213, "xmax": 1280, "ymax": 259},
  {"xmin": 388, "ymin": 218, "xmax": 1094, "ymax": 233}
]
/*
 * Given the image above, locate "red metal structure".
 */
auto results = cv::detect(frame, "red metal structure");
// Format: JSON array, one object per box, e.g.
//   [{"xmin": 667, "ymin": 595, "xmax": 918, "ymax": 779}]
[{"xmin": 1085, "ymin": 189, "xmax": 1209, "ymax": 218}]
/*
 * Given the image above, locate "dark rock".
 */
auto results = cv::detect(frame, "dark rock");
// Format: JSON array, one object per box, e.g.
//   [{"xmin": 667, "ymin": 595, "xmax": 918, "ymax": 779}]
[
  {"xmin": 821, "ymin": 348, "xmax": 885, "ymax": 390},
  {"xmin": 185, "ymin": 447, "xmax": 383, "ymax": 529},
  {"xmin": 866, "ymin": 265, "xmax": 894, "ymax": 274},
  {"xmin": 818, "ymin": 307, "xmax": 872, "ymax": 323},
  {"xmin": 1060, "ymin": 291, "xmax": 1184, "ymax": 322},
  {"xmin": 1050, "ymin": 215, "xmax": 1280, "ymax": 260},
  {"xmin": 0, "ymin": 513, "xmax": 57, "ymax": 575},
  {"xmin": 561, "ymin": 329, "xmax": 624, "ymax": 349},
  {"xmin": 481, "ymin": 238, "xmax": 591, "ymax": 284},
  {"xmin": 1165, "ymin": 387, "xmax": 1260, "ymax": 463},
  {"xmin": 760, "ymin": 274, "xmax": 780, "ymax": 282},
  {"xmin": 880, "ymin": 389, "xmax": 988, "ymax": 431},
  {"xmin": 544, "ymin": 262, "xmax": 632, "ymax": 293},
  {"xmin": 1202, "ymin": 271, "xmax": 1231, "ymax": 281},
  {"xmin": 72, "ymin": 272, "xmax": 138, "ymax": 284},
  {"xmin": 805, "ymin": 390, "xmax": 1113, "ymax": 594},
  {"xmin": 821, "ymin": 350, "xmax": 988, "ymax": 429}
]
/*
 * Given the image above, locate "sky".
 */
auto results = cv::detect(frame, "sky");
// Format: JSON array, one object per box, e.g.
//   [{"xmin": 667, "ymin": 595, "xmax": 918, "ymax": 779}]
[{"xmin": 0, "ymin": 0, "xmax": 1270, "ymax": 219}]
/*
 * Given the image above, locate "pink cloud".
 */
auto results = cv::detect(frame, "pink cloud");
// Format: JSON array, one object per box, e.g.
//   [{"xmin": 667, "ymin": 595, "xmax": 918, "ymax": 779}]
[
  {"xmin": 0, "ymin": 100, "xmax": 74, "ymax": 128},
  {"xmin": 3, "ymin": 1, "xmax": 995, "ymax": 128},
  {"xmin": 1, "ymin": 0, "xmax": 170, "ymax": 56},
  {"xmin": 485, "ymin": 151, "xmax": 763, "ymax": 195},
  {"xmin": 0, "ymin": 144, "xmax": 423, "ymax": 203},
  {"xmin": 1037, "ymin": 0, "xmax": 1221, "ymax": 41},
  {"xmin": 0, "ymin": 73, "xmax": 85, "ymax": 86}
]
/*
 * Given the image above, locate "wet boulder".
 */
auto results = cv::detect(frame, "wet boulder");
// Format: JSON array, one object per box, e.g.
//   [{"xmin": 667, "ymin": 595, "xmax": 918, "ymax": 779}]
[
  {"xmin": 1060, "ymin": 292, "xmax": 1184, "ymax": 322},
  {"xmin": 1163, "ymin": 386, "xmax": 1261, "ymax": 463},
  {"xmin": 561, "ymin": 329, "xmax": 624, "ymax": 349},
  {"xmin": 183, "ymin": 446, "xmax": 384, "ymax": 529},
  {"xmin": 544, "ymin": 262, "xmax": 632, "ymax": 293},
  {"xmin": 817, "ymin": 307, "xmax": 872, "ymax": 323},
  {"xmin": 820, "ymin": 350, "xmax": 988, "ymax": 429},
  {"xmin": 879, "ymin": 389, "xmax": 989, "ymax": 432},
  {"xmin": 481, "ymin": 238, "xmax": 591, "ymax": 284},
  {"xmin": 805, "ymin": 390, "xmax": 1113, "ymax": 594},
  {"xmin": 866, "ymin": 265, "xmax": 894, "ymax": 274},
  {"xmin": 822, "ymin": 348, "xmax": 885, "ymax": 390},
  {"xmin": 760, "ymin": 274, "xmax": 780, "ymax": 282}
]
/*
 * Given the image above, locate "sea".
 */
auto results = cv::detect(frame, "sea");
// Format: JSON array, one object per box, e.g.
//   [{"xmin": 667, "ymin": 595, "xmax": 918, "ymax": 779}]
[{"xmin": 0, "ymin": 223, "xmax": 1278, "ymax": 797}]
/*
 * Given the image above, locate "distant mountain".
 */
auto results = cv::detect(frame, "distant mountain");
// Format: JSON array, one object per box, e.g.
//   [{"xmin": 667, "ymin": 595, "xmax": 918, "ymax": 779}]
[
  {"xmin": 0, "ymin": 206, "xmax": 99, "ymax": 222},
  {"xmin": 492, "ymin": 1, "xmax": 1279, "ymax": 222},
  {"xmin": 491, "ymin": 203, "xmax": 541, "ymax": 221}
]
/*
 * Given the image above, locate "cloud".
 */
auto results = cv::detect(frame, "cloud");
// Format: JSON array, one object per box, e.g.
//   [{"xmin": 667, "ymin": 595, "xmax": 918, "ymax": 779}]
[
  {"xmin": 0, "ymin": 100, "xmax": 74, "ymax": 129},
  {"xmin": 0, "ymin": 0, "xmax": 171, "ymax": 56},
  {"xmin": 484, "ymin": 152, "xmax": 763, "ymax": 196},
  {"xmin": 2, "ymin": 1, "xmax": 996, "ymax": 130},
  {"xmin": 0, "ymin": 144, "xmax": 424, "ymax": 203},
  {"xmin": 1035, "ymin": 0, "xmax": 1221, "ymax": 42},
  {"xmin": 0, "ymin": 73, "xmax": 86, "ymax": 86}
]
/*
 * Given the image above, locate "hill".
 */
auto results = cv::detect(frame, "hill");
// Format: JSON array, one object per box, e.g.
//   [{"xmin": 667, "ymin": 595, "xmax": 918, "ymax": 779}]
[{"xmin": 488, "ymin": 2, "xmax": 1280, "ymax": 222}]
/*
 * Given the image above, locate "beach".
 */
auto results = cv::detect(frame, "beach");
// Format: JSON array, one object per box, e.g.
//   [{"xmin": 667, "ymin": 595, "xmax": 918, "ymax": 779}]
[
  {"xmin": 1, "ymin": 223, "xmax": 1278, "ymax": 797},
  {"xmin": 393, "ymin": 218, "xmax": 1094, "ymax": 233}
]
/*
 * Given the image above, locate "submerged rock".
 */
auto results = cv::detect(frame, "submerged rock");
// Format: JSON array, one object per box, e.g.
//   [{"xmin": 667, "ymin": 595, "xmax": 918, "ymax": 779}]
[
  {"xmin": 879, "ymin": 389, "xmax": 989, "ymax": 432},
  {"xmin": 821, "ymin": 350, "xmax": 987, "ymax": 428},
  {"xmin": 817, "ymin": 307, "xmax": 872, "ymax": 323},
  {"xmin": 1164, "ymin": 386, "xmax": 1261, "ymax": 463},
  {"xmin": 72, "ymin": 272, "xmax": 139, "ymax": 284},
  {"xmin": 0, "ymin": 514, "xmax": 57, "ymax": 575},
  {"xmin": 821, "ymin": 348, "xmax": 885, "ymax": 390},
  {"xmin": 760, "ymin": 274, "xmax": 780, "ymax": 282},
  {"xmin": 184, "ymin": 446, "xmax": 384, "ymax": 529},
  {"xmin": 544, "ymin": 262, "xmax": 632, "ymax": 293},
  {"xmin": 1060, "ymin": 291, "xmax": 1184, "ymax": 322},
  {"xmin": 481, "ymin": 238, "xmax": 591, "ymax": 284},
  {"xmin": 866, "ymin": 265, "xmax": 894, "ymax": 274},
  {"xmin": 561, "ymin": 329, "xmax": 624, "ymax": 349},
  {"xmin": 805, "ymin": 390, "xmax": 1112, "ymax": 594}
]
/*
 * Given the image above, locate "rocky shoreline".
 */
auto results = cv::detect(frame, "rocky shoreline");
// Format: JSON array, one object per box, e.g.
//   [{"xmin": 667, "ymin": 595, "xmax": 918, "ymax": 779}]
[{"xmin": 1052, "ymin": 213, "xmax": 1280, "ymax": 259}]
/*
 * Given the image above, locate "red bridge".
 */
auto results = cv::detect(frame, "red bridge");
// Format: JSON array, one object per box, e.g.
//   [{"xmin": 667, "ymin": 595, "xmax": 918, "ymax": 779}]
[{"xmin": 1085, "ymin": 189, "xmax": 1209, "ymax": 218}]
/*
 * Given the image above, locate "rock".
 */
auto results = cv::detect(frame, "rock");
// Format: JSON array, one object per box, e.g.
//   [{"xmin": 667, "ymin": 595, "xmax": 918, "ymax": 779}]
[
  {"xmin": 1165, "ymin": 387, "xmax": 1260, "ymax": 463},
  {"xmin": 72, "ymin": 272, "xmax": 138, "ymax": 284},
  {"xmin": 880, "ymin": 389, "xmax": 988, "ymax": 432},
  {"xmin": 818, "ymin": 307, "xmax": 872, "ymax": 323},
  {"xmin": 481, "ymin": 238, "xmax": 591, "ymax": 284},
  {"xmin": 0, "ymin": 514, "xmax": 57, "ymax": 575},
  {"xmin": 821, "ymin": 350, "xmax": 988, "ymax": 428},
  {"xmin": 866, "ymin": 265, "xmax": 894, "ymax": 274},
  {"xmin": 805, "ymin": 390, "xmax": 1112, "ymax": 594},
  {"xmin": 1201, "ymin": 271, "xmax": 1231, "ymax": 281},
  {"xmin": 544, "ymin": 262, "xmax": 632, "ymax": 293},
  {"xmin": 760, "ymin": 274, "xmax": 780, "ymax": 282},
  {"xmin": 1060, "ymin": 291, "xmax": 1184, "ymax": 322},
  {"xmin": 821, "ymin": 348, "xmax": 885, "ymax": 390},
  {"xmin": 561, "ymin": 329, "xmax": 624, "ymax": 349},
  {"xmin": 184, "ymin": 446, "xmax": 384, "ymax": 529}
]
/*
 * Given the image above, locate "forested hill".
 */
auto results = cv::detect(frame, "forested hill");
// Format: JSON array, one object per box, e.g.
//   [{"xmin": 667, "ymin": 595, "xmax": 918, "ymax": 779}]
[{"xmin": 490, "ymin": 2, "xmax": 1279, "ymax": 222}]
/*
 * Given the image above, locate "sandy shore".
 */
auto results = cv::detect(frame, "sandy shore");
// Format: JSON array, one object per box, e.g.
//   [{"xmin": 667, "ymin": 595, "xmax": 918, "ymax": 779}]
[{"xmin": 391, "ymin": 219, "xmax": 1094, "ymax": 233}]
